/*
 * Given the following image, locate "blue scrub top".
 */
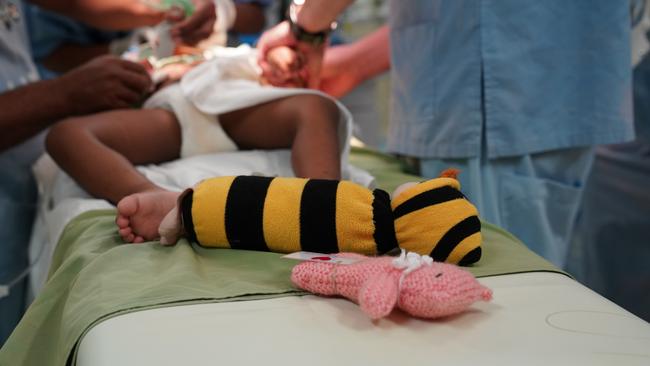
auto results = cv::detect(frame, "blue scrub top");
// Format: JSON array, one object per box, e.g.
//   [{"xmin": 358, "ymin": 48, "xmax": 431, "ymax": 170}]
[
  {"xmin": 632, "ymin": 0, "xmax": 650, "ymax": 143},
  {"xmin": 0, "ymin": 0, "xmax": 41, "ymax": 340},
  {"xmin": 0, "ymin": 0, "xmax": 43, "ymax": 176},
  {"xmin": 0, "ymin": 1, "xmax": 38, "ymax": 90},
  {"xmin": 25, "ymin": 0, "xmax": 274, "ymax": 76},
  {"xmin": 387, "ymin": 0, "xmax": 635, "ymax": 159},
  {"xmin": 24, "ymin": 3, "xmax": 128, "ymax": 79}
]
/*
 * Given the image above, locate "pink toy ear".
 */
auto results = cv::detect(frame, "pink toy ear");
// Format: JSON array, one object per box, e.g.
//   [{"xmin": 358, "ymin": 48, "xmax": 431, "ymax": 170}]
[
  {"xmin": 358, "ymin": 272, "xmax": 399, "ymax": 319},
  {"xmin": 481, "ymin": 288, "xmax": 493, "ymax": 301}
]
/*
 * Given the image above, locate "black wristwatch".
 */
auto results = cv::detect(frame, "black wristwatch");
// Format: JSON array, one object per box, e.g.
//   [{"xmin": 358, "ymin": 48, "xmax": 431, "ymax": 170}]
[{"xmin": 288, "ymin": 0, "xmax": 336, "ymax": 46}]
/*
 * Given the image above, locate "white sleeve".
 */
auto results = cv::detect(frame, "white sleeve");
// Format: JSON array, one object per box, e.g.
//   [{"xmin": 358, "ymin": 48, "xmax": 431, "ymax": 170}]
[{"xmin": 214, "ymin": 0, "xmax": 237, "ymax": 33}]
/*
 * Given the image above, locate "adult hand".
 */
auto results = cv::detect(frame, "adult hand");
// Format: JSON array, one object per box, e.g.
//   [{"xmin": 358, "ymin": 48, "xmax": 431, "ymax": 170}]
[
  {"xmin": 168, "ymin": 0, "xmax": 216, "ymax": 46},
  {"xmin": 319, "ymin": 44, "xmax": 362, "ymax": 97},
  {"xmin": 257, "ymin": 21, "xmax": 326, "ymax": 89},
  {"xmin": 319, "ymin": 26, "xmax": 390, "ymax": 97},
  {"xmin": 57, "ymin": 55, "xmax": 153, "ymax": 114}
]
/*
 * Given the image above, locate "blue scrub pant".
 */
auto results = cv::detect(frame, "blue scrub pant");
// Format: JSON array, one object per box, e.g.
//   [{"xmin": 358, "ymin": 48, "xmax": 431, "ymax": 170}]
[
  {"xmin": 419, "ymin": 147, "xmax": 594, "ymax": 269},
  {"xmin": 566, "ymin": 141, "xmax": 650, "ymax": 321},
  {"xmin": 0, "ymin": 189, "xmax": 36, "ymax": 346}
]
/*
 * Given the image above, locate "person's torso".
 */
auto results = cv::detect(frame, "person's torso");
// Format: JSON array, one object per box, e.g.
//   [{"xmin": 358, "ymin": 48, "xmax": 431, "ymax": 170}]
[{"xmin": 387, "ymin": 0, "xmax": 634, "ymax": 159}]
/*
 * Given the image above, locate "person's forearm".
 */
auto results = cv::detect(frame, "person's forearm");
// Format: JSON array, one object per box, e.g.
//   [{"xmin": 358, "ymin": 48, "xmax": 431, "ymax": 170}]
[
  {"xmin": 348, "ymin": 25, "xmax": 390, "ymax": 81},
  {"xmin": 0, "ymin": 79, "xmax": 72, "ymax": 152},
  {"xmin": 319, "ymin": 26, "xmax": 389, "ymax": 97},
  {"xmin": 232, "ymin": 3, "xmax": 265, "ymax": 33},
  {"xmin": 29, "ymin": 0, "xmax": 163, "ymax": 29},
  {"xmin": 42, "ymin": 43, "xmax": 110, "ymax": 74},
  {"xmin": 296, "ymin": 0, "xmax": 354, "ymax": 33}
]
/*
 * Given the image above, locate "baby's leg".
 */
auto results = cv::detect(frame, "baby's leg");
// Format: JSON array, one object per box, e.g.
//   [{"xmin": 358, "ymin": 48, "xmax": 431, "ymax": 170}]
[
  {"xmin": 46, "ymin": 108, "xmax": 181, "ymax": 203},
  {"xmin": 46, "ymin": 109, "xmax": 181, "ymax": 243},
  {"xmin": 116, "ymin": 190, "xmax": 180, "ymax": 243},
  {"xmin": 219, "ymin": 94, "xmax": 341, "ymax": 179}
]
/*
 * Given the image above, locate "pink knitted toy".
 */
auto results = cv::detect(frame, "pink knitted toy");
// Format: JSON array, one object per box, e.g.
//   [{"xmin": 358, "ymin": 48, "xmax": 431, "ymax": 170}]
[{"xmin": 291, "ymin": 251, "xmax": 492, "ymax": 320}]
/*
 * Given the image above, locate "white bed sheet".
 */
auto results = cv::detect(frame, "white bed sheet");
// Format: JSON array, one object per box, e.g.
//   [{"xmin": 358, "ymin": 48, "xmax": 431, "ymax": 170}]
[{"xmin": 76, "ymin": 272, "xmax": 650, "ymax": 366}]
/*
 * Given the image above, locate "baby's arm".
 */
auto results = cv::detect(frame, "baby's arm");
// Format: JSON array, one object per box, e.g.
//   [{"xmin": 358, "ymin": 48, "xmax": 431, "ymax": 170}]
[{"xmin": 151, "ymin": 51, "xmax": 204, "ymax": 88}]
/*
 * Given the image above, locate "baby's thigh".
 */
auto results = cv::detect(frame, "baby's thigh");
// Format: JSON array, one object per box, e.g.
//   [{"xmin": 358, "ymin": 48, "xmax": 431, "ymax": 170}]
[
  {"xmin": 219, "ymin": 94, "xmax": 338, "ymax": 149},
  {"xmin": 87, "ymin": 108, "xmax": 181, "ymax": 163}
]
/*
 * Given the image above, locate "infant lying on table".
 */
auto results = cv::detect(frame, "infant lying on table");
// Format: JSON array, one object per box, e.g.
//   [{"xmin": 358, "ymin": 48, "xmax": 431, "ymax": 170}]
[
  {"xmin": 47, "ymin": 44, "xmax": 482, "ymax": 267},
  {"xmin": 46, "ymin": 45, "xmax": 346, "ymax": 243}
]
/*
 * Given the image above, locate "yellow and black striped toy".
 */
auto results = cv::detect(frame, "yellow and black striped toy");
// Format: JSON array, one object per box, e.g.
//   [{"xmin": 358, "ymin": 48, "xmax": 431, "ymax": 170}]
[{"xmin": 178, "ymin": 175, "xmax": 482, "ymax": 265}]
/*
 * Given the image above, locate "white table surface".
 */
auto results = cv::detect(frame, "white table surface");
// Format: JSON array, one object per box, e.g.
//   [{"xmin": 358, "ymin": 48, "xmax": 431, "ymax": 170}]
[{"xmin": 77, "ymin": 272, "xmax": 650, "ymax": 366}]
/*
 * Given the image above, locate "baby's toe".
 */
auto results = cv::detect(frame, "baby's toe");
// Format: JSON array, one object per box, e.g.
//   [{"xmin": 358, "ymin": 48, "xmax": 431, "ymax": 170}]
[
  {"xmin": 119, "ymin": 227, "xmax": 132, "ymax": 237},
  {"xmin": 117, "ymin": 195, "xmax": 139, "ymax": 218},
  {"xmin": 116, "ymin": 215, "xmax": 130, "ymax": 229},
  {"xmin": 123, "ymin": 232, "xmax": 135, "ymax": 243}
]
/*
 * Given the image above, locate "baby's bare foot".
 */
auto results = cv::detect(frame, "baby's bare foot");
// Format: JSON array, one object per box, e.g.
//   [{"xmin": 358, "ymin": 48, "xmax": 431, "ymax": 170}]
[{"xmin": 116, "ymin": 190, "xmax": 180, "ymax": 243}]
